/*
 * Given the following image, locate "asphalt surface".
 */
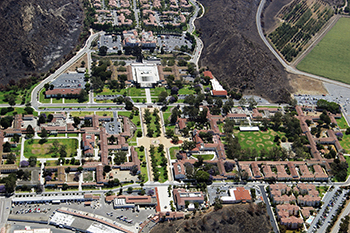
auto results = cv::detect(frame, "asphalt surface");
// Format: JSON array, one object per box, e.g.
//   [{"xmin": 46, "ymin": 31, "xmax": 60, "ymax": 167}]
[{"xmin": 259, "ymin": 185, "xmax": 279, "ymax": 233}]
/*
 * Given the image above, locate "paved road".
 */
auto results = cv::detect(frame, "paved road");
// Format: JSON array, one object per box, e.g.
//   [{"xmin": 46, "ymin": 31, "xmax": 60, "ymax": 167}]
[
  {"xmin": 259, "ymin": 185, "xmax": 279, "ymax": 233},
  {"xmin": 256, "ymin": 0, "xmax": 350, "ymax": 90},
  {"xmin": 30, "ymin": 32, "xmax": 103, "ymax": 111},
  {"xmin": 0, "ymin": 198, "xmax": 11, "ymax": 229}
]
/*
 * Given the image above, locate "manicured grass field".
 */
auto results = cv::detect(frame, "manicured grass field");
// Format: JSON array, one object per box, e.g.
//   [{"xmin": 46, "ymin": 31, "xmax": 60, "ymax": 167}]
[
  {"xmin": 297, "ymin": 18, "xmax": 350, "ymax": 84},
  {"xmin": 339, "ymin": 134, "xmax": 350, "ymax": 153},
  {"xmin": 24, "ymin": 138, "xmax": 78, "ymax": 158},
  {"xmin": 192, "ymin": 154, "xmax": 215, "ymax": 160},
  {"xmin": 178, "ymin": 86, "xmax": 196, "ymax": 95},
  {"xmin": 39, "ymin": 88, "xmax": 50, "ymax": 103},
  {"xmin": 70, "ymin": 111, "xmax": 94, "ymax": 117},
  {"xmin": 150, "ymin": 87, "xmax": 170, "ymax": 97},
  {"xmin": 118, "ymin": 111, "xmax": 140, "ymax": 126},
  {"xmin": 336, "ymin": 115, "xmax": 349, "ymax": 129},
  {"xmin": 234, "ymin": 129, "xmax": 285, "ymax": 151},
  {"xmin": 94, "ymin": 87, "xmax": 145, "ymax": 97},
  {"xmin": 95, "ymin": 111, "xmax": 114, "ymax": 117},
  {"xmin": 52, "ymin": 98, "xmax": 63, "ymax": 104},
  {"xmin": 152, "ymin": 150, "xmax": 168, "ymax": 183}
]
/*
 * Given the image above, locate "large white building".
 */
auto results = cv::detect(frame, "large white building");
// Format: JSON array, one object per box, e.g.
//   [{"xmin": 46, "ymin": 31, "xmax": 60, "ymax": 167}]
[{"xmin": 131, "ymin": 63, "xmax": 162, "ymax": 87}]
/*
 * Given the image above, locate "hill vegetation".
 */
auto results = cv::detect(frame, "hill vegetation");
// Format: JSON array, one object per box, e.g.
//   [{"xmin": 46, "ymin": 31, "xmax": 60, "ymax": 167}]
[
  {"xmin": 195, "ymin": 0, "xmax": 293, "ymax": 103},
  {"xmin": 151, "ymin": 203, "xmax": 272, "ymax": 233},
  {"xmin": 0, "ymin": 0, "xmax": 83, "ymax": 86}
]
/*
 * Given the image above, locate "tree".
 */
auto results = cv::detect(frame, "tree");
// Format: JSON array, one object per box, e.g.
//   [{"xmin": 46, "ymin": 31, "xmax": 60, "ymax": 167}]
[
  {"xmin": 40, "ymin": 128, "xmax": 48, "ymax": 138},
  {"xmin": 214, "ymin": 197, "xmax": 223, "ymax": 211},
  {"xmin": 125, "ymin": 99, "xmax": 133, "ymax": 110},
  {"xmin": 158, "ymin": 91, "xmax": 168, "ymax": 103},
  {"xmin": 0, "ymin": 116, "xmax": 13, "ymax": 129},
  {"xmin": 172, "ymin": 135, "xmax": 179, "ymax": 144},
  {"xmin": 24, "ymin": 106, "xmax": 33, "ymax": 114},
  {"xmin": 6, "ymin": 153, "xmax": 16, "ymax": 164},
  {"xmin": 104, "ymin": 165, "xmax": 111, "ymax": 173},
  {"xmin": 127, "ymin": 187, "xmax": 133, "ymax": 193},
  {"xmin": 238, "ymin": 98, "xmax": 247, "ymax": 107},
  {"xmin": 195, "ymin": 170, "xmax": 210, "ymax": 183},
  {"xmin": 59, "ymin": 145, "xmax": 67, "ymax": 157},
  {"xmin": 78, "ymin": 89, "xmax": 88, "ymax": 103},
  {"xmin": 114, "ymin": 151, "xmax": 127, "ymax": 165},
  {"xmin": 98, "ymin": 46, "xmax": 108, "ymax": 56},
  {"xmin": 247, "ymin": 97, "xmax": 257, "ymax": 109},
  {"xmin": 28, "ymin": 156, "xmax": 37, "ymax": 167}
]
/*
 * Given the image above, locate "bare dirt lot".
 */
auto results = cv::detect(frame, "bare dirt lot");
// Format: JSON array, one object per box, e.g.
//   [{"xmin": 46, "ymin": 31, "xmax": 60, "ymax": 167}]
[
  {"xmin": 289, "ymin": 74, "xmax": 328, "ymax": 95},
  {"xmin": 65, "ymin": 53, "xmax": 88, "ymax": 73},
  {"xmin": 151, "ymin": 204, "xmax": 272, "ymax": 233}
]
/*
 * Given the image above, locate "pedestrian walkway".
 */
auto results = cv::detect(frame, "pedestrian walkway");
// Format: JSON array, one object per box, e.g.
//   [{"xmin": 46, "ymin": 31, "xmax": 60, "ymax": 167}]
[{"xmin": 145, "ymin": 88, "xmax": 152, "ymax": 104}]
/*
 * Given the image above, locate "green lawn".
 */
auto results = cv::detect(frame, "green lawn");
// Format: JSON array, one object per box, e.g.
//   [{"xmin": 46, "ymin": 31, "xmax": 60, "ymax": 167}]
[
  {"xmin": 24, "ymin": 138, "xmax": 78, "ymax": 158},
  {"xmin": 95, "ymin": 112, "xmax": 114, "ymax": 117},
  {"xmin": 336, "ymin": 115, "xmax": 349, "ymax": 129},
  {"xmin": 64, "ymin": 98, "xmax": 87, "ymax": 104},
  {"xmin": 150, "ymin": 87, "xmax": 170, "ymax": 97},
  {"xmin": 169, "ymin": 146, "xmax": 180, "ymax": 159},
  {"xmin": 39, "ymin": 88, "xmax": 50, "ymax": 103},
  {"xmin": 340, "ymin": 134, "xmax": 350, "ymax": 153},
  {"xmin": 118, "ymin": 111, "xmax": 140, "ymax": 126},
  {"xmin": 163, "ymin": 112, "xmax": 171, "ymax": 122},
  {"xmin": 0, "ymin": 107, "xmax": 38, "ymax": 117},
  {"xmin": 235, "ymin": 129, "xmax": 285, "ymax": 151},
  {"xmin": 128, "ymin": 87, "xmax": 145, "ymax": 96},
  {"xmin": 94, "ymin": 87, "xmax": 127, "ymax": 96},
  {"xmin": 316, "ymin": 186, "xmax": 328, "ymax": 199},
  {"xmin": 152, "ymin": 150, "xmax": 168, "ymax": 183},
  {"xmin": 25, "ymin": 83, "xmax": 38, "ymax": 104},
  {"xmin": 0, "ymin": 90, "xmax": 22, "ymax": 105},
  {"xmin": 297, "ymin": 18, "xmax": 350, "ymax": 84},
  {"xmin": 136, "ymin": 147, "xmax": 148, "ymax": 182},
  {"xmin": 192, "ymin": 154, "xmax": 215, "ymax": 160},
  {"xmin": 178, "ymin": 86, "xmax": 196, "ymax": 95},
  {"xmin": 70, "ymin": 111, "xmax": 94, "ymax": 117},
  {"xmin": 52, "ymin": 98, "xmax": 63, "ymax": 103}
]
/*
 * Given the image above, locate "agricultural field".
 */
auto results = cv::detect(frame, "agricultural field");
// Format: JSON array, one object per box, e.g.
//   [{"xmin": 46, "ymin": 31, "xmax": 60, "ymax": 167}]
[
  {"xmin": 24, "ymin": 139, "xmax": 78, "ymax": 158},
  {"xmin": 269, "ymin": 0, "xmax": 333, "ymax": 62},
  {"xmin": 234, "ymin": 129, "xmax": 285, "ymax": 151},
  {"xmin": 297, "ymin": 18, "xmax": 350, "ymax": 84}
]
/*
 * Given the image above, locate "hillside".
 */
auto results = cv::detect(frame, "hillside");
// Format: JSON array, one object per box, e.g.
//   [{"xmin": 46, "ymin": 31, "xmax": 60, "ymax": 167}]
[
  {"xmin": 151, "ymin": 204, "xmax": 272, "ymax": 233},
  {"xmin": 195, "ymin": 0, "xmax": 293, "ymax": 103},
  {"xmin": 0, "ymin": 0, "xmax": 83, "ymax": 85}
]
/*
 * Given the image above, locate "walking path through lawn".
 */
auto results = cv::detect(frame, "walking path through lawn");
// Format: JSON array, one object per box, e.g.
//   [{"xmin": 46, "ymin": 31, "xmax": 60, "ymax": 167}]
[{"xmin": 145, "ymin": 88, "xmax": 152, "ymax": 104}]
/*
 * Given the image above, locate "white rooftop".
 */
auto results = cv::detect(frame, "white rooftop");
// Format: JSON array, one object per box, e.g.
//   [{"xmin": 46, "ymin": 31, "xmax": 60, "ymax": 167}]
[
  {"xmin": 210, "ymin": 78, "xmax": 225, "ymax": 91},
  {"xmin": 50, "ymin": 212, "xmax": 75, "ymax": 227},
  {"xmin": 131, "ymin": 63, "xmax": 160, "ymax": 87}
]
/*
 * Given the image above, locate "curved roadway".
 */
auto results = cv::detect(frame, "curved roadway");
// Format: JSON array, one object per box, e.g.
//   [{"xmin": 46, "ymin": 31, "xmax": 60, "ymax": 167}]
[
  {"xmin": 30, "ymin": 32, "xmax": 103, "ymax": 111},
  {"xmin": 256, "ymin": 0, "xmax": 350, "ymax": 89}
]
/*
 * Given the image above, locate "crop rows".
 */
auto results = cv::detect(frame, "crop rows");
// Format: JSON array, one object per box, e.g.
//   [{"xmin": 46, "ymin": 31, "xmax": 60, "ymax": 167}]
[{"xmin": 269, "ymin": 0, "xmax": 334, "ymax": 62}]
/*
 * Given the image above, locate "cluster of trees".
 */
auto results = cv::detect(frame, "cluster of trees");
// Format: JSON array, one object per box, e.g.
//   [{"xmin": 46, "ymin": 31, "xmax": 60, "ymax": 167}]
[
  {"xmin": 317, "ymin": 99, "xmax": 340, "ymax": 114},
  {"xmin": 149, "ymin": 145, "xmax": 168, "ymax": 181},
  {"xmin": 114, "ymin": 151, "xmax": 127, "ymax": 165},
  {"xmin": 144, "ymin": 109, "xmax": 161, "ymax": 137},
  {"xmin": 90, "ymin": 60, "xmax": 112, "ymax": 92},
  {"xmin": 331, "ymin": 158, "xmax": 348, "ymax": 181}
]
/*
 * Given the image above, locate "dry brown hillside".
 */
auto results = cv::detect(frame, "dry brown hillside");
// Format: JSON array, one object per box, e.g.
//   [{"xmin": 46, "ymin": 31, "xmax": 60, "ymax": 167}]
[{"xmin": 0, "ymin": 0, "xmax": 83, "ymax": 84}]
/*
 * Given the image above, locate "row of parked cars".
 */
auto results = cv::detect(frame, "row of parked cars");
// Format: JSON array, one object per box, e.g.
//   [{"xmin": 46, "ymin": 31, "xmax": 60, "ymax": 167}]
[
  {"xmin": 15, "ymin": 207, "xmax": 51, "ymax": 214},
  {"xmin": 116, "ymin": 215, "xmax": 133, "ymax": 224}
]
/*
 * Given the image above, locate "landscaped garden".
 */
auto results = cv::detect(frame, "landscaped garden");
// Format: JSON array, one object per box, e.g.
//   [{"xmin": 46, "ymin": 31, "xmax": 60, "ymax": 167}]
[
  {"xmin": 169, "ymin": 146, "xmax": 180, "ymax": 159},
  {"xmin": 136, "ymin": 147, "xmax": 148, "ymax": 182},
  {"xmin": 24, "ymin": 139, "xmax": 78, "ymax": 158},
  {"xmin": 336, "ymin": 115, "xmax": 349, "ymax": 129},
  {"xmin": 297, "ymin": 18, "xmax": 350, "ymax": 84},
  {"xmin": 234, "ymin": 129, "xmax": 286, "ymax": 151},
  {"xmin": 149, "ymin": 145, "xmax": 168, "ymax": 183}
]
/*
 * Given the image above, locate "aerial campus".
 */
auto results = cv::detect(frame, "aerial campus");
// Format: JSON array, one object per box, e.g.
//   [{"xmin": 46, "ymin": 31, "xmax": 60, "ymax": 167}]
[{"xmin": 2, "ymin": 0, "xmax": 350, "ymax": 233}]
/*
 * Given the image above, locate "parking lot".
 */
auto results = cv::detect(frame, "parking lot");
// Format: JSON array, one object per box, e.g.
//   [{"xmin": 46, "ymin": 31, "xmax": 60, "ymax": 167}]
[
  {"xmin": 157, "ymin": 35, "xmax": 191, "ymax": 52},
  {"xmin": 50, "ymin": 73, "xmax": 86, "ymax": 89},
  {"xmin": 10, "ymin": 198, "xmax": 156, "ymax": 231}
]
